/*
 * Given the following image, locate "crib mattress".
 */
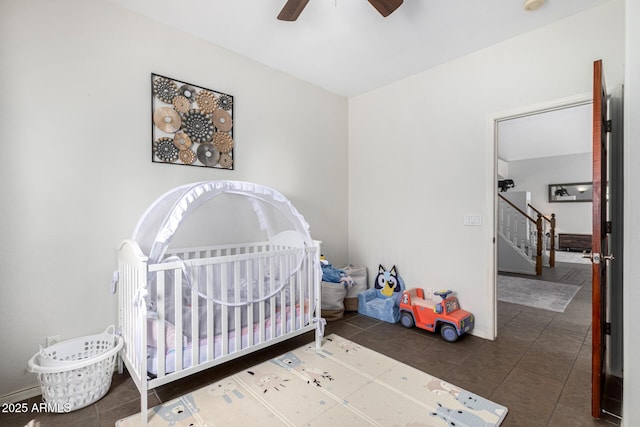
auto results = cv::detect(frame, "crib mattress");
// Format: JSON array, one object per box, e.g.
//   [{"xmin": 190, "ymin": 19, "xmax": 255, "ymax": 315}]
[{"xmin": 147, "ymin": 311, "xmax": 309, "ymax": 375}]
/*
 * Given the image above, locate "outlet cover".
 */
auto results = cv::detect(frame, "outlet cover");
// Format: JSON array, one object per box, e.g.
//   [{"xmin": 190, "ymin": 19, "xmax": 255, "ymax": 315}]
[{"xmin": 464, "ymin": 214, "xmax": 482, "ymax": 226}]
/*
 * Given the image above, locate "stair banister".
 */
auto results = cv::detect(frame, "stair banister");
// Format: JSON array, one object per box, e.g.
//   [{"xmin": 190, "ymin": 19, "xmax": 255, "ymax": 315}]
[
  {"xmin": 550, "ymin": 214, "xmax": 556, "ymax": 266},
  {"xmin": 528, "ymin": 204, "xmax": 556, "ymax": 267},
  {"xmin": 498, "ymin": 194, "xmax": 543, "ymax": 275},
  {"xmin": 499, "ymin": 194, "xmax": 536, "ymax": 223},
  {"xmin": 536, "ymin": 214, "xmax": 543, "ymax": 275}
]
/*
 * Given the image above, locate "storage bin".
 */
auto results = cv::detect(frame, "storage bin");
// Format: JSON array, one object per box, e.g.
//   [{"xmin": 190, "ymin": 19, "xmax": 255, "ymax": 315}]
[
  {"xmin": 321, "ymin": 281, "xmax": 348, "ymax": 321},
  {"xmin": 27, "ymin": 325, "xmax": 123, "ymax": 412},
  {"xmin": 341, "ymin": 264, "xmax": 368, "ymax": 312}
]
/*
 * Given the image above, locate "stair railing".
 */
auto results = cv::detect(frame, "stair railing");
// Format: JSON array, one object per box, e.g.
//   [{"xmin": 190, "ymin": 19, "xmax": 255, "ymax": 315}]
[
  {"xmin": 528, "ymin": 204, "xmax": 556, "ymax": 267},
  {"xmin": 497, "ymin": 194, "xmax": 543, "ymax": 275}
]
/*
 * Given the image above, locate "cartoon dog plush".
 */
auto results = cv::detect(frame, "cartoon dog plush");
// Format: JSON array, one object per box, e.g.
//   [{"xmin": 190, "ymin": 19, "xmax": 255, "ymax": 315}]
[
  {"xmin": 357, "ymin": 264, "xmax": 405, "ymax": 323},
  {"xmin": 375, "ymin": 265, "xmax": 402, "ymax": 298}
]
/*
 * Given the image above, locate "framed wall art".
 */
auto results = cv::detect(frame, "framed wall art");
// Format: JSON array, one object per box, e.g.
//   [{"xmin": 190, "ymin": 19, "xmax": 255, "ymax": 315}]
[
  {"xmin": 548, "ymin": 182, "xmax": 593, "ymax": 202},
  {"xmin": 151, "ymin": 73, "xmax": 234, "ymax": 169}
]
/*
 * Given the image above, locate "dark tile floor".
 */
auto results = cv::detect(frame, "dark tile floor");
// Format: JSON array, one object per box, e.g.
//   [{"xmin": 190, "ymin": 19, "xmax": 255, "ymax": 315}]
[{"xmin": 2, "ymin": 261, "xmax": 623, "ymax": 426}]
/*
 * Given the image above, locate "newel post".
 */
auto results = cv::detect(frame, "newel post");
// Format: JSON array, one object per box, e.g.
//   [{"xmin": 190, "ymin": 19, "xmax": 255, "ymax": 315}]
[
  {"xmin": 549, "ymin": 213, "xmax": 556, "ymax": 267},
  {"xmin": 536, "ymin": 214, "xmax": 543, "ymax": 275}
]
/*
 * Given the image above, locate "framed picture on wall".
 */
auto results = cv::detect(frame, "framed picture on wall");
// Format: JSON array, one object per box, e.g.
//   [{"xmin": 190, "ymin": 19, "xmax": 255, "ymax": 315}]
[
  {"xmin": 151, "ymin": 73, "xmax": 234, "ymax": 169},
  {"xmin": 548, "ymin": 182, "xmax": 593, "ymax": 202}
]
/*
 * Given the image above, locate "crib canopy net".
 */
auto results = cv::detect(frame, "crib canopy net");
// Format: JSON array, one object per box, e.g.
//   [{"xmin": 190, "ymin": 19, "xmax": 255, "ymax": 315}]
[{"xmin": 131, "ymin": 180, "xmax": 314, "ymax": 264}]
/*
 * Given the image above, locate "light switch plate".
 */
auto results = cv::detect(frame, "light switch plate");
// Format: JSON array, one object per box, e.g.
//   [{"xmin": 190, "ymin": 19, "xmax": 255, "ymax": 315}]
[{"xmin": 464, "ymin": 214, "xmax": 482, "ymax": 226}]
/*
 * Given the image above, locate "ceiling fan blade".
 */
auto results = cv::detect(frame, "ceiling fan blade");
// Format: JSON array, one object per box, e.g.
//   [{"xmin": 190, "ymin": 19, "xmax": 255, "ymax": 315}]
[
  {"xmin": 277, "ymin": 0, "xmax": 310, "ymax": 21},
  {"xmin": 367, "ymin": 0, "xmax": 403, "ymax": 17}
]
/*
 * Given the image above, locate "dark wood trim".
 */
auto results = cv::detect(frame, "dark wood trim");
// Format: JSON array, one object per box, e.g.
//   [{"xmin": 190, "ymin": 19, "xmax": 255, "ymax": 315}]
[
  {"xmin": 528, "ymin": 204, "xmax": 552, "ymax": 223},
  {"xmin": 528, "ymin": 205, "xmax": 556, "ymax": 267},
  {"xmin": 591, "ymin": 59, "xmax": 606, "ymax": 419}
]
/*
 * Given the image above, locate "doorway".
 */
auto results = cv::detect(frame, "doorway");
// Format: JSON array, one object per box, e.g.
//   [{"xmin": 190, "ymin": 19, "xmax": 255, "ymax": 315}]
[
  {"xmin": 496, "ymin": 101, "xmax": 593, "ymax": 278},
  {"xmin": 491, "ymin": 94, "xmax": 592, "ymax": 338},
  {"xmin": 491, "ymin": 88, "xmax": 624, "ymax": 420}
]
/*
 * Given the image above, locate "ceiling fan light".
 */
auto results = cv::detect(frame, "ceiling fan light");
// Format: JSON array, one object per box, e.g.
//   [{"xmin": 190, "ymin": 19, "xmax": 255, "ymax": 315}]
[{"xmin": 523, "ymin": 0, "xmax": 544, "ymax": 12}]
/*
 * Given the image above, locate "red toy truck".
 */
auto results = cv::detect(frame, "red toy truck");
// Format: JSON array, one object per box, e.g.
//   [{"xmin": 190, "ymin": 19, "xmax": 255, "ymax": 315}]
[{"xmin": 399, "ymin": 289, "xmax": 474, "ymax": 342}]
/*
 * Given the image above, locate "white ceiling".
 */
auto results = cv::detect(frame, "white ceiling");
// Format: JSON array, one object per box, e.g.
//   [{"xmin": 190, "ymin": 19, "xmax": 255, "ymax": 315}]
[
  {"xmin": 108, "ymin": 0, "xmax": 605, "ymax": 97},
  {"xmin": 108, "ymin": 0, "xmax": 602, "ymax": 160},
  {"xmin": 497, "ymin": 103, "xmax": 593, "ymax": 161}
]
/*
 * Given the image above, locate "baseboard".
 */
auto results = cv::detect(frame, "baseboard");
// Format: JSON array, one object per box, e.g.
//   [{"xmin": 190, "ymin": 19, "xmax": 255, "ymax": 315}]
[{"xmin": 0, "ymin": 386, "xmax": 41, "ymax": 405}]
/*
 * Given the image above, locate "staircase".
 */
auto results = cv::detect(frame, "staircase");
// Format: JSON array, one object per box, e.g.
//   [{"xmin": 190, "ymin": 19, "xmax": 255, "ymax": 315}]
[{"xmin": 498, "ymin": 194, "xmax": 555, "ymax": 275}]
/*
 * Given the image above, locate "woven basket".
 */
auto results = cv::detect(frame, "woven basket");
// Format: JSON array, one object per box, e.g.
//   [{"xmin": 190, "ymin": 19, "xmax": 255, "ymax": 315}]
[{"xmin": 27, "ymin": 325, "xmax": 123, "ymax": 412}]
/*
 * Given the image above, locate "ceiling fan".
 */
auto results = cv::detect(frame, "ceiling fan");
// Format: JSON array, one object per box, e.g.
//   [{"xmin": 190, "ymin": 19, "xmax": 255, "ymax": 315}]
[{"xmin": 277, "ymin": 0, "xmax": 404, "ymax": 21}]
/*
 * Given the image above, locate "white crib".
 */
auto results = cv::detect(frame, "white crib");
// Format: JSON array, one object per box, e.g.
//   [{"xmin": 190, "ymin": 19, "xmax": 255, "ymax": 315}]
[{"xmin": 117, "ymin": 238, "xmax": 322, "ymax": 425}]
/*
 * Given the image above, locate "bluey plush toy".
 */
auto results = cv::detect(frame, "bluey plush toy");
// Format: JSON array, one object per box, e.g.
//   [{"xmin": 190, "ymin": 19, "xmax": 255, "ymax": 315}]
[
  {"xmin": 375, "ymin": 264, "xmax": 402, "ymax": 298},
  {"xmin": 357, "ymin": 264, "xmax": 405, "ymax": 323}
]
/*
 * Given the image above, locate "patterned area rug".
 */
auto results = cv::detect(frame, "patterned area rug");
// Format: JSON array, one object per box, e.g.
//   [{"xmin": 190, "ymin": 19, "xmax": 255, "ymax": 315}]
[
  {"xmin": 497, "ymin": 275, "xmax": 581, "ymax": 312},
  {"xmin": 117, "ymin": 334, "xmax": 508, "ymax": 426}
]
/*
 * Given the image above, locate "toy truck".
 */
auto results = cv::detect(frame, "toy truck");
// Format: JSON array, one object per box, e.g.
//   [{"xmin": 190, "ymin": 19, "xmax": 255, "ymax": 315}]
[{"xmin": 399, "ymin": 289, "xmax": 474, "ymax": 342}]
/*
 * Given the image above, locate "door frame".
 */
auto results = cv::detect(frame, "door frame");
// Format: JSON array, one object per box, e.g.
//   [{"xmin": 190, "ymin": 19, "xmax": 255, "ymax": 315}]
[{"xmin": 489, "ymin": 93, "xmax": 592, "ymax": 339}]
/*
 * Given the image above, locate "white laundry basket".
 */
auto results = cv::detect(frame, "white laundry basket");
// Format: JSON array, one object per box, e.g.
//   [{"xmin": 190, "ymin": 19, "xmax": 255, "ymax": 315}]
[{"xmin": 27, "ymin": 325, "xmax": 124, "ymax": 412}]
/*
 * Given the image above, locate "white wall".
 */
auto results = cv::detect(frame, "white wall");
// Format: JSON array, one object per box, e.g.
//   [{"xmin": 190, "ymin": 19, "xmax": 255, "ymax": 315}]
[
  {"xmin": 624, "ymin": 0, "xmax": 640, "ymax": 422},
  {"xmin": 497, "ymin": 159, "xmax": 509, "ymax": 180},
  {"xmin": 507, "ymin": 153, "xmax": 592, "ymax": 236},
  {"xmin": 3, "ymin": 0, "xmax": 639, "ymax": 420},
  {"xmin": 348, "ymin": 0, "xmax": 624, "ymax": 340},
  {"xmin": 0, "ymin": 0, "xmax": 348, "ymax": 398}
]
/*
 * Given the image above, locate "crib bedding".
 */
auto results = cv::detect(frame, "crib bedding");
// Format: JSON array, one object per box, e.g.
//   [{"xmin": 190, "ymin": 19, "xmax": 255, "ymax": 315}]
[
  {"xmin": 141, "ymin": 250, "xmax": 313, "ymax": 376},
  {"xmin": 147, "ymin": 309, "xmax": 309, "ymax": 375},
  {"xmin": 149, "ymin": 254, "xmax": 301, "ymax": 337}
]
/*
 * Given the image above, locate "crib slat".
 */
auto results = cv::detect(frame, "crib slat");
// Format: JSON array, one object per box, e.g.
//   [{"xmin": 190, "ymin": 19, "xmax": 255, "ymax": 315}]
[
  {"xmin": 206, "ymin": 264, "xmax": 214, "ymax": 360},
  {"xmin": 291, "ymin": 253, "xmax": 297, "ymax": 331},
  {"xmin": 295, "ymin": 257, "xmax": 302, "ymax": 331},
  {"xmin": 310, "ymin": 249, "xmax": 316, "ymax": 323},
  {"xmin": 234, "ymin": 260, "xmax": 242, "ymax": 351},
  {"xmin": 300, "ymin": 252, "xmax": 306, "ymax": 330},
  {"xmin": 288, "ymin": 252, "xmax": 295, "ymax": 332},
  {"xmin": 119, "ymin": 262, "xmax": 129, "ymax": 362},
  {"xmin": 174, "ymin": 272, "xmax": 183, "ymax": 372},
  {"xmin": 246, "ymin": 258, "xmax": 254, "ymax": 348},
  {"xmin": 258, "ymin": 257, "xmax": 266, "ymax": 344},
  {"xmin": 310, "ymin": 245, "xmax": 322, "ymax": 350},
  {"xmin": 306, "ymin": 250, "xmax": 312, "ymax": 328},
  {"xmin": 280, "ymin": 255, "xmax": 288, "ymax": 334},
  {"xmin": 157, "ymin": 273, "xmax": 166, "ymax": 378},
  {"xmin": 139, "ymin": 269, "xmax": 147, "ymax": 377},
  {"xmin": 269, "ymin": 257, "xmax": 277, "ymax": 339},
  {"xmin": 221, "ymin": 263, "xmax": 229, "ymax": 356},
  {"xmin": 191, "ymin": 266, "xmax": 200, "ymax": 370}
]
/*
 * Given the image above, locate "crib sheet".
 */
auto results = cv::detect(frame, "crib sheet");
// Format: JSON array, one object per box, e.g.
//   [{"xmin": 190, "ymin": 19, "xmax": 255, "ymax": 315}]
[{"xmin": 147, "ymin": 310, "xmax": 309, "ymax": 375}]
